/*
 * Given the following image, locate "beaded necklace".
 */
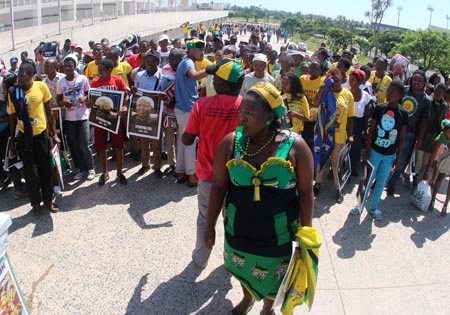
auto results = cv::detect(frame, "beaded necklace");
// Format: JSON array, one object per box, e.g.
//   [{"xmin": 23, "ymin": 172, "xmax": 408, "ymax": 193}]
[{"xmin": 242, "ymin": 130, "xmax": 276, "ymax": 157}]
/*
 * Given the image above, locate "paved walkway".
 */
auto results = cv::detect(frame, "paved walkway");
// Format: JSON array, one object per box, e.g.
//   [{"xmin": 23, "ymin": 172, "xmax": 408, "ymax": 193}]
[{"xmin": 1, "ymin": 26, "xmax": 449, "ymax": 315}]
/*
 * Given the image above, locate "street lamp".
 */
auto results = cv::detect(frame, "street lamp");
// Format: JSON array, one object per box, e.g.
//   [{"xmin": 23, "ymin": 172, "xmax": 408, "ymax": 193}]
[
  {"xmin": 397, "ymin": 6, "xmax": 403, "ymax": 27},
  {"xmin": 427, "ymin": 5, "xmax": 434, "ymax": 26},
  {"xmin": 446, "ymin": 14, "xmax": 450, "ymax": 29}
]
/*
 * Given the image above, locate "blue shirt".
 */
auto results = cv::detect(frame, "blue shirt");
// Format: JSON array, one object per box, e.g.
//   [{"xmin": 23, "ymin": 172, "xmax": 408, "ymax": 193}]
[
  {"xmin": 134, "ymin": 68, "xmax": 162, "ymax": 91},
  {"xmin": 175, "ymin": 58, "xmax": 198, "ymax": 113}
]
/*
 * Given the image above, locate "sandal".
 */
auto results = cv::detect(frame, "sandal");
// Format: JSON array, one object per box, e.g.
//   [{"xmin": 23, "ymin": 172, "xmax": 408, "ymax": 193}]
[
  {"xmin": 45, "ymin": 202, "xmax": 59, "ymax": 213},
  {"xmin": 231, "ymin": 299, "xmax": 255, "ymax": 315},
  {"xmin": 441, "ymin": 205, "xmax": 447, "ymax": 217}
]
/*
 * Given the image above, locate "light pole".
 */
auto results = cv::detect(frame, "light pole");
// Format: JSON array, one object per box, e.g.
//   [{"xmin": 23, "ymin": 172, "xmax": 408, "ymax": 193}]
[
  {"xmin": 427, "ymin": 5, "xmax": 434, "ymax": 26},
  {"xmin": 397, "ymin": 6, "xmax": 403, "ymax": 27},
  {"xmin": 446, "ymin": 14, "xmax": 450, "ymax": 29}
]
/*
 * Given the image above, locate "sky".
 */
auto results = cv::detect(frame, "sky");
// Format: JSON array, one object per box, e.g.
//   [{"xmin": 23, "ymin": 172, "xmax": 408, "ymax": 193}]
[{"xmin": 227, "ymin": 0, "xmax": 450, "ymax": 31}]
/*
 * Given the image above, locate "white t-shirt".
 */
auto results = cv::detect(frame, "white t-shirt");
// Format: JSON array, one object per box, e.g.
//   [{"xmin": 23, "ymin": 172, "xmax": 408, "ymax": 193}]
[
  {"xmin": 56, "ymin": 74, "xmax": 90, "ymax": 121},
  {"xmin": 240, "ymin": 72, "xmax": 275, "ymax": 96},
  {"xmin": 354, "ymin": 88, "xmax": 372, "ymax": 118}
]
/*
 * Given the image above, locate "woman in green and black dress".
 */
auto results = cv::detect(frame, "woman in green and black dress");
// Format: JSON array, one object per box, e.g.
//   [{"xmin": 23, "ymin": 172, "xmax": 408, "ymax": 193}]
[{"xmin": 204, "ymin": 82, "xmax": 314, "ymax": 315}]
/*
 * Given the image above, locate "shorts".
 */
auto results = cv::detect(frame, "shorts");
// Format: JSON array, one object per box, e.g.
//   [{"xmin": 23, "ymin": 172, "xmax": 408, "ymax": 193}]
[{"xmin": 94, "ymin": 125, "xmax": 124, "ymax": 151}]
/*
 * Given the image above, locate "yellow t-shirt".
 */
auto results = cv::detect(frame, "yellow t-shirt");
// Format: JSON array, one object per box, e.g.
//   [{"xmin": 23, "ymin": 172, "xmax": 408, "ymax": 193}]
[
  {"xmin": 8, "ymin": 81, "xmax": 51, "ymax": 135},
  {"xmin": 200, "ymin": 25, "xmax": 207, "ymax": 35},
  {"xmin": 368, "ymin": 72, "xmax": 392, "ymax": 104},
  {"xmin": 334, "ymin": 88, "xmax": 354, "ymax": 144},
  {"xmin": 112, "ymin": 61, "xmax": 132, "ymax": 87},
  {"xmin": 195, "ymin": 58, "xmax": 212, "ymax": 71},
  {"xmin": 285, "ymin": 93, "xmax": 310, "ymax": 133},
  {"xmin": 329, "ymin": 62, "xmax": 353, "ymax": 77},
  {"xmin": 84, "ymin": 60, "xmax": 99, "ymax": 83},
  {"xmin": 300, "ymin": 75, "xmax": 324, "ymax": 120}
]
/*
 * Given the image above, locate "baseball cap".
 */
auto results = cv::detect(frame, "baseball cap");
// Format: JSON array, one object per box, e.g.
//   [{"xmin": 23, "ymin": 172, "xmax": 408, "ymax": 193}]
[
  {"xmin": 205, "ymin": 58, "xmax": 243, "ymax": 83},
  {"xmin": 10, "ymin": 57, "xmax": 18, "ymax": 63},
  {"xmin": 252, "ymin": 53, "xmax": 267, "ymax": 64},
  {"xmin": 186, "ymin": 39, "xmax": 205, "ymax": 49},
  {"xmin": 287, "ymin": 49, "xmax": 305, "ymax": 57},
  {"xmin": 145, "ymin": 51, "xmax": 161, "ymax": 61},
  {"xmin": 158, "ymin": 34, "xmax": 170, "ymax": 42}
]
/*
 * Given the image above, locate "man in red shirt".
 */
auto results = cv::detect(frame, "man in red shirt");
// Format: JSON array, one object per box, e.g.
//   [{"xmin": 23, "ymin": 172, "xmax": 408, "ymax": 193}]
[
  {"xmin": 90, "ymin": 58, "xmax": 129, "ymax": 186},
  {"xmin": 182, "ymin": 58, "xmax": 244, "ymax": 268}
]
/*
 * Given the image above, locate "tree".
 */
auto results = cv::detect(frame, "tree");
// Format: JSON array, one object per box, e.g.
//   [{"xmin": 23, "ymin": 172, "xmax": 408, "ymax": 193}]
[
  {"xmin": 327, "ymin": 27, "xmax": 352, "ymax": 51},
  {"xmin": 281, "ymin": 17, "xmax": 301, "ymax": 36},
  {"xmin": 354, "ymin": 36, "xmax": 373, "ymax": 56},
  {"xmin": 365, "ymin": 0, "xmax": 393, "ymax": 55},
  {"xmin": 378, "ymin": 29, "xmax": 402, "ymax": 56},
  {"xmin": 393, "ymin": 29, "xmax": 450, "ymax": 71}
]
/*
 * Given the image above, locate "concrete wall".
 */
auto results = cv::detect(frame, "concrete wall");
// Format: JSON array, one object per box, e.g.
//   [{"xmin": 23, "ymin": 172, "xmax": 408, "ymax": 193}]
[{"xmin": 0, "ymin": 10, "xmax": 228, "ymax": 61}]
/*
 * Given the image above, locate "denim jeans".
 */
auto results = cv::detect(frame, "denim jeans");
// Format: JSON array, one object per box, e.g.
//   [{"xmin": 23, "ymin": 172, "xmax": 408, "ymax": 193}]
[
  {"xmin": 64, "ymin": 120, "xmax": 94, "ymax": 172},
  {"xmin": 387, "ymin": 129, "xmax": 416, "ymax": 190},
  {"xmin": 350, "ymin": 117, "xmax": 365, "ymax": 175},
  {"xmin": 369, "ymin": 149, "xmax": 396, "ymax": 210}
]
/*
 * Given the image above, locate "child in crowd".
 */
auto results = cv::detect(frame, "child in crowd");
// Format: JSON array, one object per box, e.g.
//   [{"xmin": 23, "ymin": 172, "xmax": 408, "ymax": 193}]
[
  {"xmin": 281, "ymin": 72, "xmax": 310, "ymax": 135},
  {"xmin": 423, "ymin": 119, "xmax": 450, "ymax": 217},
  {"xmin": 356, "ymin": 80, "xmax": 409, "ymax": 220}
]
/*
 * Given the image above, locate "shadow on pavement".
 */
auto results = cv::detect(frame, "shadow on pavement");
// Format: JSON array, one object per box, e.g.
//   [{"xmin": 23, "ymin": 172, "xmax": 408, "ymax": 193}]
[
  {"xmin": 125, "ymin": 262, "xmax": 233, "ymax": 315},
  {"xmin": 333, "ymin": 213, "xmax": 375, "ymax": 259}
]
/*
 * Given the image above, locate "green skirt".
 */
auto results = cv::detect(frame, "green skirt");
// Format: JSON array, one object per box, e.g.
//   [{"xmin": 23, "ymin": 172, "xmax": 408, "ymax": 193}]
[{"xmin": 224, "ymin": 239, "xmax": 291, "ymax": 301}]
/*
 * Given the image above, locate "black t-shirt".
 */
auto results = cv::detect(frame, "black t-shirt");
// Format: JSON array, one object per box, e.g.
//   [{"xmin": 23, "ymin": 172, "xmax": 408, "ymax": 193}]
[
  {"xmin": 400, "ymin": 91, "xmax": 430, "ymax": 129},
  {"xmin": 371, "ymin": 104, "xmax": 409, "ymax": 156}
]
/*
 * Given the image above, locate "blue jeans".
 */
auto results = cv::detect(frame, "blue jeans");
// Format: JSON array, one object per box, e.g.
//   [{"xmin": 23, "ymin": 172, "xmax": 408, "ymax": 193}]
[
  {"xmin": 64, "ymin": 120, "xmax": 94, "ymax": 172},
  {"xmin": 369, "ymin": 149, "xmax": 396, "ymax": 210},
  {"xmin": 387, "ymin": 129, "xmax": 415, "ymax": 190},
  {"xmin": 350, "ymin": 117, "xmax": 365, "ymax": 175}
]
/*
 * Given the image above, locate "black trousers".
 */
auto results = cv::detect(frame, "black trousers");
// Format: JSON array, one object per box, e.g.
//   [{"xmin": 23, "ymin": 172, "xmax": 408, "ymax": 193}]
[{"xmin": 19, "ymin": 130, "xmax": 52, "ymax": 207}]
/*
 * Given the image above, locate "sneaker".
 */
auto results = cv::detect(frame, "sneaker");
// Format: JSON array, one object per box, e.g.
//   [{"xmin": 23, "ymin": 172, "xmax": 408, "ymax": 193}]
[
  {"xmin": 87, "ymin": 169, "xmax": 96, "ymax": 180},
  {"xmin": 336, "ymin": 190, "xmax": 344, "ymax": 204},
  {"xmin": 98, "ymin": 174, "xmax": 110, "ymax": 186},
  {"xmin": 117, "ymin": 173, "xmax": 127, "ymax": 185},
  {"xmin": 351, "ymin": 206, "xmax": 361, "ymax": 215},
  {"xmin": 138, "ymin": 166, "xmax": 150, "ymax": 175},
  {"xmin": 163, "ymin": 165, "xmax": 176, "ymax": 176},
  {"xmin": 154, "ymin": 169, "xmax": 163, "ymax": 178},
  {"xmin": 368, "ymin": 208, "xmax": 383, "ymax": 220},
  {"xmin": 386, "ymin": 187, "xmax": 394, "ymax": 196},
  {"xmin": 74, "ymin": 170, "xmax": 86, "ymax": 180},
  {"xmin": 313, "ymin": 183, "xmax": 321, "ymax": 196}
]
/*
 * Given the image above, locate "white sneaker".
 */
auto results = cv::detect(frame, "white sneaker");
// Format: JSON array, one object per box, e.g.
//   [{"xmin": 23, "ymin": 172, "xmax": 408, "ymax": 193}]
[
  {"xmin": 87, "ymin": 169, "xmax": 96, "ymax": 180},
  {"xmin": 74, "ymin": 171, "xmax": 86, "ymax": 180}
]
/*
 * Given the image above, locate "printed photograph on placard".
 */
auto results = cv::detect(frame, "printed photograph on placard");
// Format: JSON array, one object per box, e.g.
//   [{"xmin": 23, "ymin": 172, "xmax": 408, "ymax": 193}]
[
  {"xmin": 127, "ymin": 89, "xmax": 165, "ymax": 140},
  {"xmin": 88, "ymin": 88, "xmax": 124, "ymax": 134}
]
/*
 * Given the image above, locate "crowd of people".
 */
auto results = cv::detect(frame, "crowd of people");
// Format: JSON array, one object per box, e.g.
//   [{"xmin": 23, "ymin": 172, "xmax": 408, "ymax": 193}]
[{"xmin": 1, "ymin": 20, "xmax": 450, "ymax": 315}]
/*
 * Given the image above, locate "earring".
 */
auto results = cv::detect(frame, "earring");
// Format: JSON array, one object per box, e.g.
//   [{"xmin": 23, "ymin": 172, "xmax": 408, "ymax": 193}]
[{"xmin": 265, "ymin": 120, "xmax": 271, "ymax": 126}]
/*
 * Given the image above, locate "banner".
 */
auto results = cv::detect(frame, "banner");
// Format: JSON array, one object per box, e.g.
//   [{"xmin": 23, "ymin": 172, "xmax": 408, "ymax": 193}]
[
  {"xmin": 127, "ymin": 89, "xmax": 165, "ymax": 140},
  {"xmin": 0, "ymin": 254, "xmax": 30, "ymax": 315},
  {"xmin": 88, "ymin": 89, "xmax": 124, "ymax": 134}
]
